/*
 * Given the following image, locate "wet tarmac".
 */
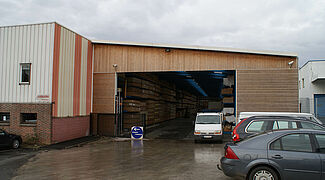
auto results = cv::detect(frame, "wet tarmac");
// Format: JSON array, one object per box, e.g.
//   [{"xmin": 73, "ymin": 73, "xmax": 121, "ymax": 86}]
[{"xmin": 12, "ymin": 138, "xmax": 234, "ymax": 180}]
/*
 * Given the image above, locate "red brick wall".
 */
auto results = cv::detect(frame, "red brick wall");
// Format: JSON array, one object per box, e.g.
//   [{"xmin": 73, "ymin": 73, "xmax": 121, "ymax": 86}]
[
  {"xmin": 0, "ymin": 103, "xmax": 52, "ymax": 145},
  {"xmin": 52, "ymin": 116, "xmax": 90, "ymax": 143}
]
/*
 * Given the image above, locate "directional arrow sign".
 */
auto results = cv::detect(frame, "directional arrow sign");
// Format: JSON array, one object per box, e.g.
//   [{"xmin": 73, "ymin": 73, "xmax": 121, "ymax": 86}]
[{"xmin": 131, "ymin": 126, "xmax": 143, "ymax": 139}]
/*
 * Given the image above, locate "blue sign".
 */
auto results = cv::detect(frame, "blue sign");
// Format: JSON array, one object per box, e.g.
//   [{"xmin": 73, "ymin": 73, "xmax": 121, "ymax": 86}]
[{"xmin": 131, "ymin": 126, "xmax": 143, "ymax": 139}]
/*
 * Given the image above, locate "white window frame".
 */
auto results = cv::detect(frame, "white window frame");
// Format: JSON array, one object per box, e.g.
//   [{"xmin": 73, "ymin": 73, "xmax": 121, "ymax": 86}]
[{"xmin": 19, "ymin": 63, "xmax": 31, "ymax": 85}]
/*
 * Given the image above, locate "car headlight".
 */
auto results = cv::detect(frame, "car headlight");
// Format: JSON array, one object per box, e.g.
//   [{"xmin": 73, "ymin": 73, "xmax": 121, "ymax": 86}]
[{"xmin": 194, "ymin": 131, "xmax": 201, "ymax": 135}]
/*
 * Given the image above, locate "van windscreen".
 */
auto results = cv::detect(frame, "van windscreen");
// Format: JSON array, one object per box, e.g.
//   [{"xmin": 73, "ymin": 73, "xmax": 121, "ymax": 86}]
[{"xmin": 196, "ymin": 115, "xmax": 220, "ymax": 124}]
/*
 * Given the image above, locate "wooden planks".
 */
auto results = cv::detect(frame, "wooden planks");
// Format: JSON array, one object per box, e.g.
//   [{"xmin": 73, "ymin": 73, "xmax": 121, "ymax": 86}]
[
  {"xmin": 237, "ymin": 69, "xmax": 299, "ymax": 115},
  {"xmin": 93, "ymin": 73, "xmax": 115, "ymax": 113},
  {"xmin": 94, "ymin": 44, "xmax": 297, "ymax": 73}
]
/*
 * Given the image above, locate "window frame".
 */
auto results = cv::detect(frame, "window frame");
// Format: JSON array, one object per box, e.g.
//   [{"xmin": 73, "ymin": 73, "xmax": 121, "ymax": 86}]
[
  {"xmin": 311, "ymin": 133, "xmax": 325, "ymax": 154},
  {"xmin": 275, "ymin": 120, "xmax": 298, "ymax": 129},
  {"xmin": 245, "ymin": 120, "xmax": 274, "ymax": 133},
  {"xmin": 269, "ymin": 133, "xmax": 316, "ymax": 153},
  {"xmin": 0, "ymin": 112, "xmax": 10, "ymax": 123},
  {"xmin": 20, "ymin": 113, "xmax": 37, "ymax": 124},
  {"xmin": 298, "ymin": 121, "xmax": 325, "ymax": 130},
  {"xmin": 19, "ymin": 63, "xmax": 31, "ymax": 85}
]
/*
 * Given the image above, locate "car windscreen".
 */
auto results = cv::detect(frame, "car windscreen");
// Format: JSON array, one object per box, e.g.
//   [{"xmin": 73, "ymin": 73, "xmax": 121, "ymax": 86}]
[{"xmin": 196, "ymin": 115, "xmax": 220, "ymax": 124}]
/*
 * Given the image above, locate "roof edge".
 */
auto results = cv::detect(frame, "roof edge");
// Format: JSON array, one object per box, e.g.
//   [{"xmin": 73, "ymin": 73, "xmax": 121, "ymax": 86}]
[
  {"xmin": 300, "ymin": 59, "xmax": 325, "ymax": 70},
  {"xmin": 0, "ymin": 21, "xmax": 91, "ymax": 42},
  {"xmin": 0, "ymin": 21, "xmax": 56, "ymax": 28},
  {"xmin": 92, "ymin": 40, "xmax": 298, "ymax": 57}
]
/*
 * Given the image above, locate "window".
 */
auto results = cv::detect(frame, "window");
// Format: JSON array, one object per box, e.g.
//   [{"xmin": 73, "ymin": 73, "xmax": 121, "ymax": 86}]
[
  {"xmin": 20, "ymin": 63, "xmax": 31, "ymax": 84},
  {"xmin": 0, "ymin": 112, "xmax": 10, "ymax": 123},
  {"xmin": 21, "ymin": 113, "xmax": 37, "ymax": 124},
  {"xmin": 277, "ymin": 121, "xmax": 297, "ymax": 129},
  {"xmin": 315, "ymin": 134, "xmax": 325, "ymax": 153},
  {"xmin": 270, "ymin": 133, "xmax": 312, "ymax": 152},
  {"xmin": 270, "ymin": 139, "xmax": 281, "ymax": 150},
  {"xmin": 246, "ymin": 121, "xmax": 269, "ymax": 132},
  {"xmin": 196, "ymin": 115, "xmax": 220, "ymax": 124},
  {"xmin": 302, "ymin": 78, "xmax": 305, "ymax": 88},
  {"xmin": 300, "ymin": 122, "xmax": 324, "ymax": 130}
]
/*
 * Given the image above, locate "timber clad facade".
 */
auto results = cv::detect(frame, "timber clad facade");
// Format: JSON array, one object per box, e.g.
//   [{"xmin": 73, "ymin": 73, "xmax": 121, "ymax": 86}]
[
  {"xmin": 0, "ymin": 22, "xmax": 299, "ymax": 144},
  {"xmin": 93, "ymin": 44, "xmax": 298, "ymax": 117}
]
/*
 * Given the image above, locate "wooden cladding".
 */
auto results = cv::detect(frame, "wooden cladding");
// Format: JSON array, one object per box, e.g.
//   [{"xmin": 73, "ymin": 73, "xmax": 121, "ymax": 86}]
[
  {"xmin": 94, "ymin": 44, "xmax": 297, "ymax": 73},
  {"xmin": 237, "ymin": 69, "xmax": 299, "ymax": 114},
  {"xmin": 93, "ymin": 73, "xmax": 115, "ymax": 113}
]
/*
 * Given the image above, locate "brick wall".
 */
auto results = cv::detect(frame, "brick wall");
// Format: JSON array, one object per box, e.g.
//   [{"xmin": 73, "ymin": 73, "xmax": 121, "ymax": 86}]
[
  {"xmin": 0, "ymin": 103, "xmax": 52, "ymax": 145},
  {"xmin": 52, "ymin": 116, "xmax": 90, "ymax": 143}
]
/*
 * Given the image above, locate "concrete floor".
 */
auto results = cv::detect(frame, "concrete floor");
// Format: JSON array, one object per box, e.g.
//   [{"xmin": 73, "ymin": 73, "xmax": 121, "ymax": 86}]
[
  {"xmin": 12, "ymin": 138, "xmax": 234, "ymax": 180},
  {"xmin": 11, "ymin": 118, "xmax": 236, "ymax": 180}
]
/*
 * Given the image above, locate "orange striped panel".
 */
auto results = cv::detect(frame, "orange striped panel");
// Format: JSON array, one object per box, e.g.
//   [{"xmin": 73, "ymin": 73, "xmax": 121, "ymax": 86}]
[
  {"xmin": 73, "ymin": 35, "xmax": 82, "ymax": 116},
  {"xmin": 86, "ymin": 41, "xmax": 93, "ymax": 115},
  {"xmin": 52, "ymin": 23, "xmax": 61, "ymax": 117}
]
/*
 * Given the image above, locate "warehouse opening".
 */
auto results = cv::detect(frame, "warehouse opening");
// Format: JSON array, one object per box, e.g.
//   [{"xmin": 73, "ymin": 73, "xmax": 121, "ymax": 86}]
[{"xmin": 114, "ymin": 70, "xmax": 236, "ymax": 139}]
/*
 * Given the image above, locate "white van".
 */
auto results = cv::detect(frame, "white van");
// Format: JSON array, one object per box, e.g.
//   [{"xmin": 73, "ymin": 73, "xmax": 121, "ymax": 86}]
[
  {"xmin": 194, "ymin": 112, "xmax": 223, "ymax": 142},
  {"xmin": 238, "ymin": 112, "xmax": 322, "ymax": 124}
]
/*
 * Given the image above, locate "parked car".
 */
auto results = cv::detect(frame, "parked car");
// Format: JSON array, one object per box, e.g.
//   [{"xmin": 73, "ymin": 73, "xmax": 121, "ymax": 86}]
[
  {"xmin": 0, "ymin": 129, "xmax": 22, "ymax": 149},
  {"xmin": 219, "ymin": 129, "xmax": 325, "ymax": 180},
  {"xmin": 238, "ymin": 112, "xmax": 322, "ymax": 124},
  {"xmin": 194, "ymin": 112, "xmax": 223, "ymax": 142},
  {"xmin": 232, "ymin": 116, "xmax": 325, "ymax": 142}
]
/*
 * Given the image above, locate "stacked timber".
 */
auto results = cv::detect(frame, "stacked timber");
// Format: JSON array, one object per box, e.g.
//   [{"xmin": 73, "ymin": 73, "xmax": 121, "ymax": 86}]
[{"xmin": 122, "ymin": 73, "xmax": 197, "ymax": 130}]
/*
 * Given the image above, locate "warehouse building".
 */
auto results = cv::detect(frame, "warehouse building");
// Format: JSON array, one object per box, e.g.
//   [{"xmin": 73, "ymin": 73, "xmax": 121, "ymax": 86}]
[
  {"xmin": 0, "ymin": 22, "xmax": 92, "ymax": 144},
  {"xmin": 91, "ymin": 41, "xmax": 299, "ymax": 136},
  {"xmin": 0, "ymin": 22, "xmax": 299, "ymax": 143},
  {"xmin": 299, "ymin": 60, "xmax": 325, "ymax": 123}
]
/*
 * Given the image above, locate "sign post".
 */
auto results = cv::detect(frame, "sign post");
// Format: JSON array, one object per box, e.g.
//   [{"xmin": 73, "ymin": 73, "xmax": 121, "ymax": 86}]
[{"xmin": 131, "ymin": 126, "xmax": 143, "ymax": 140}]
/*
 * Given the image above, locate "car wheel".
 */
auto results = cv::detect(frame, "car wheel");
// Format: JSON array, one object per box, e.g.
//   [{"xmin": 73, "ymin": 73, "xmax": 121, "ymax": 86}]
[
  {"xmin": 12, "ymin": 139, "xmax": 20, "ymax": 149},
  {"xmin": 248, "ymin": 166, "xmax": 279, "ymax": 180}
]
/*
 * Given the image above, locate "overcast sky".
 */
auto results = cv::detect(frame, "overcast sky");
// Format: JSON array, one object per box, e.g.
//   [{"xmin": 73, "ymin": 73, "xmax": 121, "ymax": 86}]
[{"xmin": 1, "ymin": 0, "xmax": 325, "ymax": 66}]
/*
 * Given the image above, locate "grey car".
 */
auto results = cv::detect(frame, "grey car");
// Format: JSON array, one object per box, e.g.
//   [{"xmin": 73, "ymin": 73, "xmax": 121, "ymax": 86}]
[{"xmin": 219, "ymin": 129, "xmax": 325, "ymax": 180}]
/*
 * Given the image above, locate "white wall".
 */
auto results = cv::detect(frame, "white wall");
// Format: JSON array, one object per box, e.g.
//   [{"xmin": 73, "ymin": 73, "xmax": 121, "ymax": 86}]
[
  {"xmin": 0, "ymin": 23, "xmax": 54, "ymax": 103},
  {"xmin": 299, "ymin": 61, "xmax": 325, "ymax": 113}
]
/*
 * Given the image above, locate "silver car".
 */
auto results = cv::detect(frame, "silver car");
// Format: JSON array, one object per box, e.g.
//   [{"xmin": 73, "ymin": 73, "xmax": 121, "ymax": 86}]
[{"xmin": 219, "ymin": 129, "xmax": 325, "ymax": 180}]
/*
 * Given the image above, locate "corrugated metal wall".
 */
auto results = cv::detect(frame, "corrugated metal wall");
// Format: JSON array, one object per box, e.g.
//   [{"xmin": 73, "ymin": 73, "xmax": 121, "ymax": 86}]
[
  {"xmin": 0, "ymin": 23, "xmax": 55, "ymax": 103},
  {"xmin": 52, "ymin": 24, "xmax": 93, "ymax": 117}
]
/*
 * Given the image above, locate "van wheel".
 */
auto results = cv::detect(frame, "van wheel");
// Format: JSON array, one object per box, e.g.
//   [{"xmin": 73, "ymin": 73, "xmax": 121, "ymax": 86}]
[
  {"xmin": 248, "ymin": 166, "xmax": 278, "ymax": 180},
  {"xmin": 12, "ymin": 139, "xmax": 20, "ymax": 149}
]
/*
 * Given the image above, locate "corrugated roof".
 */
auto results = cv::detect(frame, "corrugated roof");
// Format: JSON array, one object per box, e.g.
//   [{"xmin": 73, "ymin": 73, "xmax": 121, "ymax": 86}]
[
  {"xmin": 92, "ymin": 40, "xmax": 298, "ymax": 57},
  {"xmin": 0, "ymin": 22, "xmax": 91, "ymax": 41},
  {"xmin": 0, "ymin": 22, "xmax": 298, "ymax": 57}
]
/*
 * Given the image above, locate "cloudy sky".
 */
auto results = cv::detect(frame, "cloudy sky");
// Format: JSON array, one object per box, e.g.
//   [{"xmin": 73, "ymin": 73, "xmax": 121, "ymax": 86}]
[{"xmin": 1, "ymin": 0, "xmax": 325, "ymax": 66}]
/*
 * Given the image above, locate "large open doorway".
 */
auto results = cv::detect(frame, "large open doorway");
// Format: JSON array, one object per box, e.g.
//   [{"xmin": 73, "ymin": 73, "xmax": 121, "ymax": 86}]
[{"xmin": 114, "ymin": 70, "xmax": 236, "ymax": 139}]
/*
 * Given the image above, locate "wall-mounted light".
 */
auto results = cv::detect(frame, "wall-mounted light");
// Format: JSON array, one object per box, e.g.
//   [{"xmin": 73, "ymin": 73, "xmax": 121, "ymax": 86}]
[
  {"xmin": 165, "ymin": 48, "xmax": 171, "ymax": 52},
  {"xmin": 288, "ymin": 61, "xmax": 294, "ymax": 68},
  {"xmin": 113, "ymin": 64, "xmax": 118, "ymax": 68}
]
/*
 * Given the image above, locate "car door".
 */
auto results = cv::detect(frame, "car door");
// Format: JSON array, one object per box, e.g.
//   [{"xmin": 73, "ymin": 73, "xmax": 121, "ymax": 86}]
[
  {"xmin": 313, "ymin": 133, "xmax": 325, "ymax": 180},
  {"xmin": 0, "ymin": 129, "xmax": 8, "ymax": 147},
  {"xmin": 268, "ymin": 133, "xmax": 321, "ymax": 180}
]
